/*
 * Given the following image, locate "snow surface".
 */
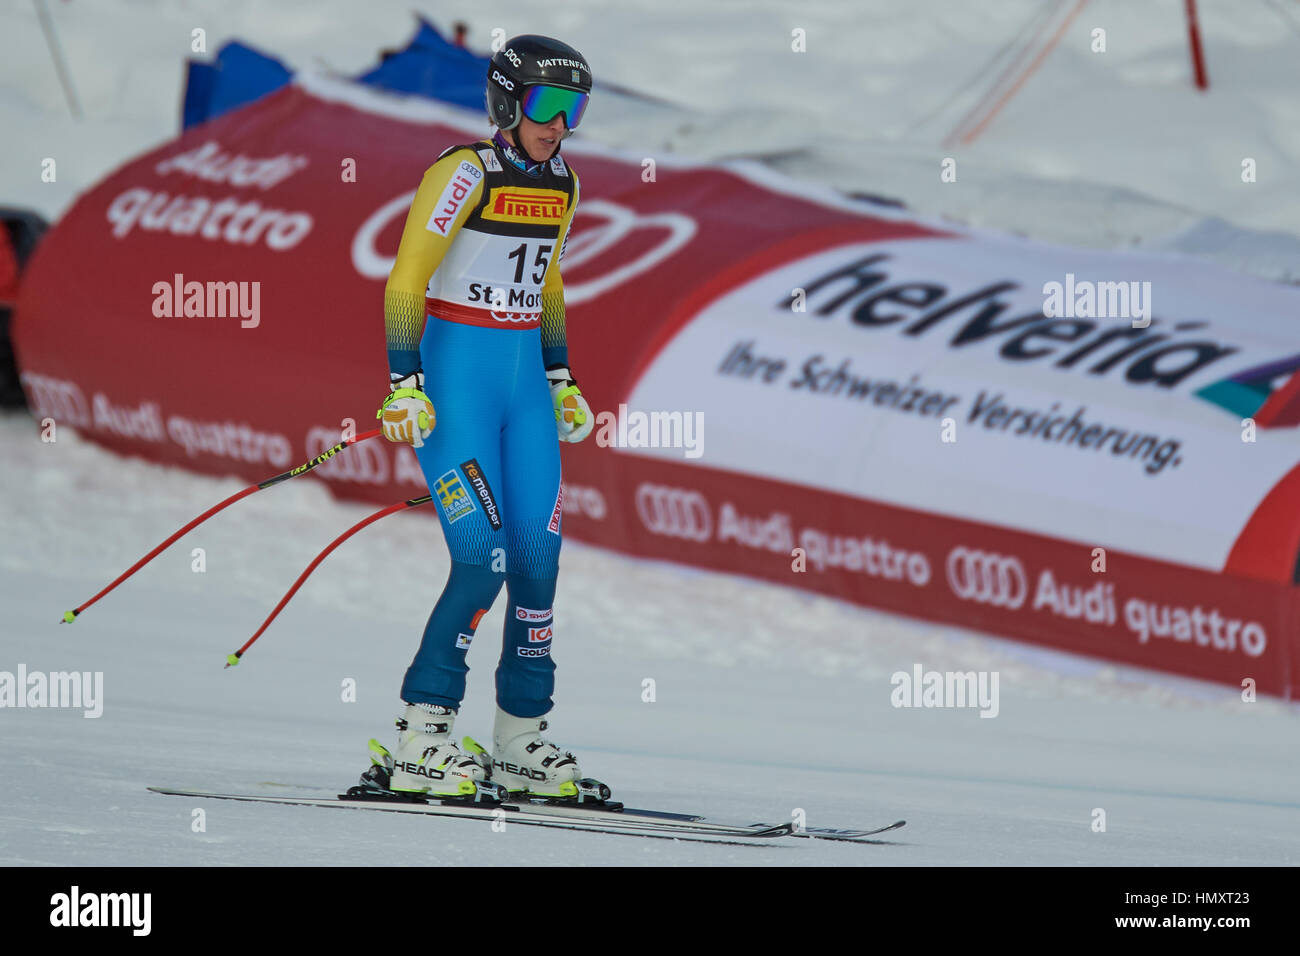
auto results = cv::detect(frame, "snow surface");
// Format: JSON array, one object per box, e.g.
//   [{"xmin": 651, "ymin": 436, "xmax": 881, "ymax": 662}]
[
  {"xmin": 2, "ymin": 1, "xmax": 1299, "ymax": 866},
  {"xmin": 2, "ymin": 413, "xmax": 1297, "ymax": 866}
]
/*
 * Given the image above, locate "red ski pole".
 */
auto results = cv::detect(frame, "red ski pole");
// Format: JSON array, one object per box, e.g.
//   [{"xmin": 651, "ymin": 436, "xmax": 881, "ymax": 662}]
[
  {"xmin": 224, "ymin": 494, "xmax": 433, "ymax": 667},
  {"xmin": 62, "ymin": 428, "xmax": 383, "ymax": 623}
]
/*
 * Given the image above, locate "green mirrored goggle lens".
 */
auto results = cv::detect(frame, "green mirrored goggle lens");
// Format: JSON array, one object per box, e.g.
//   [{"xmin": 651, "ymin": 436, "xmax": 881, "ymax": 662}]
[{"xmin": 521, "ymin": 85, "xmax": 590, "ymax": 129}]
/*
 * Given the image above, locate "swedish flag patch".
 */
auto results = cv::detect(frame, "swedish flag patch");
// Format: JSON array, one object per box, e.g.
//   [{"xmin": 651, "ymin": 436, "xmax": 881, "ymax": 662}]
[{"xmin": 435, "ymin": 469, "xmax": 476, "ymax": 523}]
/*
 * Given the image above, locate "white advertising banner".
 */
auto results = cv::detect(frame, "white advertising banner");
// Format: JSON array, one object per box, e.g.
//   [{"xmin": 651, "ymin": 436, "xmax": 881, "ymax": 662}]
[{"xmin": 627, "ymin": 236, "xmax": 1300, "ymax": 571}]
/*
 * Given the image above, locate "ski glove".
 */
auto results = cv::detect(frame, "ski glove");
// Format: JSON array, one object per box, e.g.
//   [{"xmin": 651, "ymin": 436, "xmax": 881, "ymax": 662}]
[
  {"xmin": 378, "ymin": 370, "xmax": 436, "ymax": 449},
  {"xmin": 546, "ymin": 365, "xmax": 593, "ymax": 443}
]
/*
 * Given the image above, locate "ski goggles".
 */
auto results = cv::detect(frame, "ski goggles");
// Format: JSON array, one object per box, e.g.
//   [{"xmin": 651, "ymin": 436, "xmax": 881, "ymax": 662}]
[{"xmin": 521, "ymin": 84, "xmax": 590, "ymax": 130}]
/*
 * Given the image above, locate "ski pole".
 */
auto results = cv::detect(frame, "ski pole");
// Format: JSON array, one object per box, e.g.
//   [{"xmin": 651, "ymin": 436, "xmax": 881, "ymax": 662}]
[
  {"xmin": 224, "ymin": 494, "xmax": 433, "ymax": 668},
  {"xmin": 62, "ymin": 428, "xmax": 383, "ymax": 623}
]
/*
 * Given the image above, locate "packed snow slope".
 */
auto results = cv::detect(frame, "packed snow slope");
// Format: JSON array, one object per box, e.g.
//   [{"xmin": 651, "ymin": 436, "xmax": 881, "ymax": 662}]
[{"xmin": 1, "ymin": 414, "xmax": 1297, "ymax": 866}]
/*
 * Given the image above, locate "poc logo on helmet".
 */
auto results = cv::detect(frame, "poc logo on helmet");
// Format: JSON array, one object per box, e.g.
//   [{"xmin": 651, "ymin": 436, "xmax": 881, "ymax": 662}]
[
  {"xmin": 491, "ymin": 70, "xmax": 515, "ymax": 91},
  {"xmin": 502, "ymin": 48, "xmax": 523, "ymax": 68}
]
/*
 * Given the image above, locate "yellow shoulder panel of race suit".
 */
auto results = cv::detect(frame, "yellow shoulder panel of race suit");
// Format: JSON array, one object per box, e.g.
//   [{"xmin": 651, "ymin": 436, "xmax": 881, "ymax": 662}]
[
  {"xmin": 384, "ymin": 149, "xmax": 488, "ymax": 367},
  {"xmin": 543, "ymin": 168, "xmax": 579, "ymax": 295},
  {"xmin": 540, "ymin": 168, "xmax": 578, "ymax": 351},
  {"xmin": 389, "ymin": 149, "xmax": 488, "ymax": 295}
]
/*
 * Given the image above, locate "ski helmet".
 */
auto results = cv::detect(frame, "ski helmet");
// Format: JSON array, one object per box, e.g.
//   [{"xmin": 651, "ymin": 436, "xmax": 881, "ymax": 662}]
[{"xmin": 486, "ymin": 35, "xmax": 592, "ymax": 137}]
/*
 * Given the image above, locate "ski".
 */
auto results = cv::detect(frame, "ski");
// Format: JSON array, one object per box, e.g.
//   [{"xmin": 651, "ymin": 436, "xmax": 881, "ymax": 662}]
[
  {"xmin": 146, "ymin": 787, "xmax": 793, "ymax": 846},
  {"xmin": 504, "ymin": 795, "xmax": 906, "ymax": 843},
  {"xmin": 358, "ymin": 738, "xmax": 906, "ymax": 841},
  {"xmin": 226, "ymin": 779, "xmax": 907, "ymax": 844},
  {"xmin": 786, "ymin": 820, "xmax": 908, "ymax": 843}
]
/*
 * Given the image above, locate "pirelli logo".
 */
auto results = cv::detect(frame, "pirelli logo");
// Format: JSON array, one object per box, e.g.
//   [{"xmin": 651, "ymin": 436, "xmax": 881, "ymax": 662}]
[{"xmin": 482, "ymin": 187, "xmax": 568, "ymax": 225}]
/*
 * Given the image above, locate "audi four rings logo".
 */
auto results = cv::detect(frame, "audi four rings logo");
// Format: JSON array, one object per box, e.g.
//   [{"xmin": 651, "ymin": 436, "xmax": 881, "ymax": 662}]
[
  {"xmin": 946, "ymin": 547, "xmax": 1028, "ymax": 609},
  {"xmin": 20, "ymin": 373, "xmax": 91, "ymax": 426},
  {"xmin": 635, "ymin": 484, "xmax": 712, "ymax": 542}
]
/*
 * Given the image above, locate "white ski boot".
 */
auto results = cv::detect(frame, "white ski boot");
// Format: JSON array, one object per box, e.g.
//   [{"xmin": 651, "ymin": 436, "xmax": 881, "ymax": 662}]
[
  {"xmin": 488, "ymin": 706, "xmax": 593, "ymax": 800},
  {"xmin": 389, "ymin": 702, "xmax": 490, "ymax": 798}
]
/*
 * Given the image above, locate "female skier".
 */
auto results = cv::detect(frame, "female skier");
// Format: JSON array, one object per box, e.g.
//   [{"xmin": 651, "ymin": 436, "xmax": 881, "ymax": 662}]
[{"xmin": 376, "ymin": 35, "xmax": 597, "ymax": 801}]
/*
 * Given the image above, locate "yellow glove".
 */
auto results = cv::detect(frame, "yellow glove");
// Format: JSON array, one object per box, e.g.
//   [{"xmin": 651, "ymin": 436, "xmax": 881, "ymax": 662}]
[
  {"xmin": 546, "ymin": 365, "xmax": 593, "ymax": 443},
  {"xmin": 378, "ymin": 371, "xmax": 435, "ymax": 449}
]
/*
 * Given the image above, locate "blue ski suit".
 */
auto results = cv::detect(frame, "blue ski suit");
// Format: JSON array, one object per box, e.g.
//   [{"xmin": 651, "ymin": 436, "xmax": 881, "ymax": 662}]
[{"xmin": 383, "ymin": 131, "xmax": 580, "ymax": 718}]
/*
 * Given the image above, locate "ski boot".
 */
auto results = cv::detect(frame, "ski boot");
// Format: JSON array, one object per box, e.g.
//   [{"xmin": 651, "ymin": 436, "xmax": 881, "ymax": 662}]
[
  {"xmin": 471, "ymin": 706, "xmax": 615, "ymax": 806},
  {"xmin": 349, "ymin": 703, "xmax": 504, "ymax": 804}
]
